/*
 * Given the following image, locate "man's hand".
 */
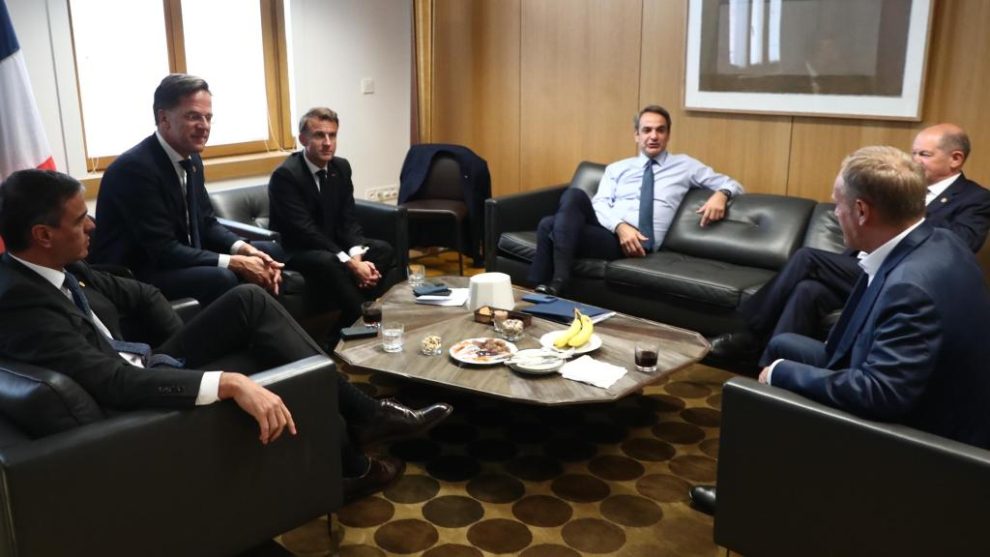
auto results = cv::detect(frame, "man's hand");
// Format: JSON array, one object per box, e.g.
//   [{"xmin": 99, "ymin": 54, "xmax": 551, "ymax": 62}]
[
  {"xmin": 229, "ymin": 254, "xmax": 279, "ymax": 292},
  {"xmin": 615, "ymin": 223, "xmax": 648, "ymax": 257},
  {"xmin": 218, "ymin": 372, "xmax": 296, "ymax": 444},
  {"xmin": 758, "ymin": 366, "xmax": 771, "ymax": 384},
  {"xmin": 347, "ymin": 257, "xmax": 382, "ymax": 289},
  {"xmin": 237, "ymin": 245, "xmax": 285, "ymax": 295},
  {"xmin": 697, "ymin": 190, "xmax": 730, "ymax": 227}
]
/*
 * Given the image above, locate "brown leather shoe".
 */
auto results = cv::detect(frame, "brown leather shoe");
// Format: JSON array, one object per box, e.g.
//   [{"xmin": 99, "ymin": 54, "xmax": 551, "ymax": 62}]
[
  {"xmin": 343, "ymin": 455, "xmax": 406, "ymax": 504},
  {"xmin": 354, "ymin": 399, "xmax": 453, "ymax": 446}
]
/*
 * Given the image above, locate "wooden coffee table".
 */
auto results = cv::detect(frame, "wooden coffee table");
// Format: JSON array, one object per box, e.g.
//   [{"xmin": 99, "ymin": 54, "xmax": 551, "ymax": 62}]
[{"xmin": 333, "ymin": 277, "xmax": 710, "ymax": 405}]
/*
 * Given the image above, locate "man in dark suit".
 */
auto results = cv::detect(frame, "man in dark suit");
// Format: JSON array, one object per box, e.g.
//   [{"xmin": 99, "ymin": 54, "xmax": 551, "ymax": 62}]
[
  {"xmin": 0, "ymin": 169, "xmax": 452, "ymax": 502},
  {"xmin": 268, "ymin": 107, "xmax": 397, "ymax": 341},
  {"xmin": 711, "ymin": 123, "xmax": 990, "ymax": 365},
  {"xmin": 90, "ymin": 74, "xmax": 284, "ymax": 306},
  {"xmin": 691, "ymin": 145, "xmax": 990, "ymax": 514}
]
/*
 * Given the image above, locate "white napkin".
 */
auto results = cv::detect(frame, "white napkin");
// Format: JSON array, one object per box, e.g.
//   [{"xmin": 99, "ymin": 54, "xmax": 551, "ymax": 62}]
[{"xmin": 559, "ymin": 355, "xmax": 627, "ymax": 389}]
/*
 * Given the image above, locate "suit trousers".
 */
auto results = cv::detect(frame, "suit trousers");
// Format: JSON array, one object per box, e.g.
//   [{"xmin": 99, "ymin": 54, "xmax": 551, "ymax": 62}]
[
  {"xmin": 765, "ymin": 332, "xmax": 829, "ymax": 369},
  {"xmin": 527, "ymin": 188, "xmax": 623, "ymax": 285},
  {"xmin": 157, "ymin": 283, "xmax": 378, "ymax": 475},
  {"xmin": 139, "ymin": 241, "xmax": 286, "ymax": 308},
  {"xmin": 741, "ymin": 247, "xmax": 861, "ymax": 342}
]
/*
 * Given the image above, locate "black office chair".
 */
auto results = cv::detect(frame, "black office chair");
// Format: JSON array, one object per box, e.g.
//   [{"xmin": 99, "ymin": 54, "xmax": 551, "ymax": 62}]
[{"xmin": 400, "ymin": 152, "xmax": 470, "ymax": 275}]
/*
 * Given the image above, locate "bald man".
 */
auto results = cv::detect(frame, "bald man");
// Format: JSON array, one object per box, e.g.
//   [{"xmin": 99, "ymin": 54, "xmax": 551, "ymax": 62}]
[{"xmin": 710, "ymin": 123, "xmax": 990, "ymax": 366}]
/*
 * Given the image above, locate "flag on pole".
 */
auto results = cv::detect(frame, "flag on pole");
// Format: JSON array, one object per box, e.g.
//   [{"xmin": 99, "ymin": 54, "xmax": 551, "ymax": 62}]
[{"xmin": 0, "ymin": 0, "xmax": 56, "ymax": 181}]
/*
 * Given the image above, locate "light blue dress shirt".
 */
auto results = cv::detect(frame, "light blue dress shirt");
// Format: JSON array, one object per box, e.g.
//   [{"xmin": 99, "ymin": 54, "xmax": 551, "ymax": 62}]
[{"xmin": 591, "ymin": 151, "xmax": 744, "ymax": 249}]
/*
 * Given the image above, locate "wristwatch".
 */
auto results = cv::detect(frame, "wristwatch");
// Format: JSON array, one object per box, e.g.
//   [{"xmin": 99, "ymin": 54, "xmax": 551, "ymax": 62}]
[{"xmin": 717, "ymin": 188, "xmax": 733, "ymax": 200}]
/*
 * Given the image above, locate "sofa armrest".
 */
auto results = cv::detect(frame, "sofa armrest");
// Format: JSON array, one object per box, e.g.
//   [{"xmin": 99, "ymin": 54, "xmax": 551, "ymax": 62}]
[
  {"xmin": 170, "ymin": 297, "xmax": 200, "ymax": 322},
  {"xmin": 356, "ymin": 200, "xmax": 409, "ymax": 269},
  {"xmin": 216, "ymin": 217, "xmax": 281, "ymax": 242},
  {"xmin": 484, "ymin": 184, "xmax": 568, "ymax": 269},
  {"xmin": 716, "ymin": 377, "xmax": 990, "ymax": 557},
  {"xmin": 0, "ymin": 355, "xmax": 342, "ymax": 557}
]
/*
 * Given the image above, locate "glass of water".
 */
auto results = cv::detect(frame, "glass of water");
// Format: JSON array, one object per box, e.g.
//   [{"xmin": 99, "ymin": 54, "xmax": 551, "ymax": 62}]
[{"xmin": 382, "ymin": 322, "xmax": 405, "ymax": 353}]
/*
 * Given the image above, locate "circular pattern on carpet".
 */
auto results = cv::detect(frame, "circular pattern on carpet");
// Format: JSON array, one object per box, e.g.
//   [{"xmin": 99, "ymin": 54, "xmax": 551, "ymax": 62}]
[
  {"xmin": 700, "ymin": 438, "xmax": 720, "ymax": 458},
  {"xmin": 466, "ymin": 438, "xmax": 518, "ymax": 461},
  {"xmin": 551, "ymin": 474, "xmax": 610, "ymax": 503},
  {"xmin": 561, "ymin": 518, "xmax": 626, "ymax": 553},
  {"xmin": 636, "ymin": 473, "xmax": 691, "ymax": 503},
  {"xmin": 466, "ymin": 519, "xmax": 533, "ymax": 554},
  {"xmin": 279, "ymin": 517, "xmax": 331, "ymax": 554},
  {"xmin": 338, "ymin": 545, "xmax": 385, "ymax": 557},
  {"xmin": 638, "ymin": 393, "xmax": 686, "ymax": 412},
  {"xmin": 621, "ymin": 437, "xmax": 677, "ymax": 461},
  {"xmin": 388, "ymin": 438, "xmax": 442, "ymax": 462},
  {"xmin": 512, "ymin": 495, "xmax": 573, "ymax": 527},
  {"xmin": 544, "ymin": 436, "xmax": 598, "ymax": 461},
  {"xmin": 373, "ymin": 519, "xmax": 439, "ymax": 554},
  {"xmin": 664, "ymin": 381, "xmax": 712, "ymax": 398},
  {"xmin": 599, "ymin": 494, "xmax": 664, "ymax": 527},
  {"xmin": 422, "ymin": 544, "xmax": 482, "ymax": 557},
  {"xmin": 707, "ymin": 392, "xmax": 723, "ymax": 409},
  {"xmin": 425, "ymin": 454, "xmax": 481, "ymax": 482},
  {"xmin": 337, "ymin": 496, "xmax": 395, "ymax": 528},
  {"xmin": 582, "ymin": 421, "xmax": 629, "ymax": 444},
  {"xmin": 520, "ymin": 544, "xmax": 581, "ymax": 557},
  {"xmin": 384, "ymin": 474, "xmax": 440, "ymax": 504},
  {"xmin": 609, "ymin": 405, "xmax": 660, "ymax": 428},
  {"xmin": 668, "ymin": 455, "xmax": 718, "ymax": 482},
  {"xmin": 681, "ymin": 407, "xmax": 722, "ymax": 427},
  {"xmin": 506, "ymin": 454, "xmax": 564, "ymax": 482},
  {"xmin": 588, "ymin": 454, "xmax": 646, "ymax": 481},
  {"xmin": 652, "ymin": 421, "xmax": 706, "ymax": 444},
  {"xmin": 422, "ymin": 495, "xmax": 485, "ymax": 528},
  {"xmin": 466, "ymin": 474, "xmax": 526, "ymax": 504}
]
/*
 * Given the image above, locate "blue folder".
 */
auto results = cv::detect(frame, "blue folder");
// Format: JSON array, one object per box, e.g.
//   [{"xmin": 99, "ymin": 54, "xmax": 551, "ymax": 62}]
[{"xmin": 520, "ymin": 299, "xmax": 613, "ymax": 324}]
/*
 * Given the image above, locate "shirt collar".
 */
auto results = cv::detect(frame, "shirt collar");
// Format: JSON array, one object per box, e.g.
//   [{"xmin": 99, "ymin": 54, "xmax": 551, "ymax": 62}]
[
  {"xmin": 303, "ymin": 153, "xmax": 327, "ymax": 176},
  {"xmin": 927, "ymin": 173, "xmax": 960, "ymax": 202},
  {"xmin": 155, "ymin": 130, "xmax": 186, "ymax": 165},
  {"xmin": 8, "ymin": 253, "xmax": 68, "ymax": 291},
  {"xmin": 858, "ymin": 218, "xmax": 925, "ymax": 284},
  {"xmin": 637, "ymin": 150, "xmax": 668, "ymax": 167}
]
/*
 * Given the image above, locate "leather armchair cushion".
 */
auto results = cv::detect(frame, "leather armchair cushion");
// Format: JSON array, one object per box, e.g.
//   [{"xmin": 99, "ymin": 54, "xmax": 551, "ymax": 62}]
[
  {"xmin": 663, "ymin": 191, "xmax": 817, "ymax": 271},
  {"xmin": 569, "ymin": 162, "xmax": 606, "ymax": 197},
  {"xmin": 0, "ymin": 358, "xmax": 105, "ymax": 438},
  {"xmin": 802, "ymin": 202, "xmax": 845, "ymax": 254},
  {"xmin": 497, "ymin": 231, "xmax": 608, "ymax": 279},
  {"xmin": 606, "ymin": 253, "xmax": 777, "ymax": 308},
  {"xmin": 209, "ymin": 184, "xmax": 271, "ymax": 229}
]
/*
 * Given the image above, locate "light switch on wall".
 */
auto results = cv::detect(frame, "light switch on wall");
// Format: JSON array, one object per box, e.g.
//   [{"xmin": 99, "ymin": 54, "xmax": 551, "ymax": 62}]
[{"xmin": 361, "ymin": 78, "xmax": 375, "ymax": 94}]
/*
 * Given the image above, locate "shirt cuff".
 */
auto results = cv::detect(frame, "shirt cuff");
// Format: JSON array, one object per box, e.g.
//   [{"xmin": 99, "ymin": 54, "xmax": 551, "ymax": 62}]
[
  {"xmin": 217, "ymin": 254, "xmax": 231, "ymax": 268},
  {"xmin": 195, "ymin": 371, "xmax": 223, "ymax": 405},
  {"xmin": 230, "ymin": 240, "xmax": 247, "ymax": 255},
  {"xmin": 766, "ymin": 358, "xmax": 785, "ymax": 385},
  {"xmin": 337, "ymin": 245, "xmax": 369, "ymax": 263}
]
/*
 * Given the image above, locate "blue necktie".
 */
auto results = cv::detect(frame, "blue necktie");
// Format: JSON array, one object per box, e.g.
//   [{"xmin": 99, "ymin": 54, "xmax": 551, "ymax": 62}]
[
  {"xmin": 178, "ymin": 159, "xmax": 202, "ymax": 249},
  {"xmin": 63, "ymin": 272, "xmax": 184, "ymax": 368},
  {"xmin": 638, "ymin": 159, "xmax": 657, "ymax": 251}
]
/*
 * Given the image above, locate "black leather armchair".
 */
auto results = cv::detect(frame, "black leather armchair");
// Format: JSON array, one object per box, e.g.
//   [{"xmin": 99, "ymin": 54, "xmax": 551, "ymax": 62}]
[
  {"xmin": 715, "ymin": 377, "xmax": 990, "ymax": 556},
  {"xmin": 0, "ymin": 354, "xmax": 343, "ymax": 557}
]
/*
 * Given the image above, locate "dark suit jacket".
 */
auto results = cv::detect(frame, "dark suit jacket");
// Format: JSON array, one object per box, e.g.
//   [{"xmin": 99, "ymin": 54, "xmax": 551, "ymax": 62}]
[
  {"xmin": 923, "ymin": 173, "xmax": 990, "ymax": 252},
  {"xmin": 772, "ymin": 225, "xmax": 990, "ymax": 448},
  {"xmin": 0, "ymin": 255, "xmax": 203, "ymax": 409},
  {"xmin": 268, "ymin": 152, "xmax": 366, "ymax": 254},
  {"xmin": 90, "ymin": 134, "xmax": 242, "ymax": 273}
]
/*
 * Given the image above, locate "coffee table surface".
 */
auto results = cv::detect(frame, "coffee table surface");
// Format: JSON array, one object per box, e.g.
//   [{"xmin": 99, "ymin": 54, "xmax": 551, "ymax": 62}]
[{"xmin": 333, "ymin": 277, "xmax": 710, "ymax": 405}]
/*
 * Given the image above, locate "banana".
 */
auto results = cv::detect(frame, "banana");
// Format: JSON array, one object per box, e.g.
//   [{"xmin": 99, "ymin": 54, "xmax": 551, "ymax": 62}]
[
  {"xmin": 568, "ymin": 312, "xmax": 595, "ymax": 347},
  {"xmin": 554, "ymin": 309, "xmax": 583, "ymax": 348}
]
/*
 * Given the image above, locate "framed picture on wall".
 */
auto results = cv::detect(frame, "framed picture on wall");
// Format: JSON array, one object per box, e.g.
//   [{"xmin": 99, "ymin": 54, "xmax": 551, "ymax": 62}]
[{"xmin": 684, "ymin": 0, "xmax": 934, "ymax": 120}]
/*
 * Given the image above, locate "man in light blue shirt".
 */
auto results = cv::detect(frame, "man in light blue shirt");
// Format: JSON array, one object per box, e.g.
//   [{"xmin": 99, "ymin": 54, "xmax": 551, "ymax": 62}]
[{"xmin": 528, "ymin": 105, "xmax": 744, "ymax": 295}]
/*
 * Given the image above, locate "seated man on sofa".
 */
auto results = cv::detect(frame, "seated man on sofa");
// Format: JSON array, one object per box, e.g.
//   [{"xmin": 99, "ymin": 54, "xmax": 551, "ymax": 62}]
[
  {"xmin": 711, "ymin": 123, "xmax": 990, "ymax": 366},
  {"xmin": 528, "ymin": 104, "xmax": 744, "ymax": 295},
  {"xmin": 691, "ymin": 145, "xmax": 990, "ymax": 515},
  {"xmin": 0, "ymin": 169, "xmax": 452, "ymax": 503}
]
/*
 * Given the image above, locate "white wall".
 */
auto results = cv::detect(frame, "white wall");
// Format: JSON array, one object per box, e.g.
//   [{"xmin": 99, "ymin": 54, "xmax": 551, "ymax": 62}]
[{"xmin": 7, "ymin": 0, "xmax": 412, "ymax": 198}]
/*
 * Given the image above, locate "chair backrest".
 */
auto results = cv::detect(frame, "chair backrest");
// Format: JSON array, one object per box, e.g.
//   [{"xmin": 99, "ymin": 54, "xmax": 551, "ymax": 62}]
[
  {"xmin": 569, "ymin": 161, "xmax": 607, "ymax": 197},
  {"xmin": 414, "ymin": 154, "xmax": 464, "ymax": 201},
  {"xmin": 802, "ymin": 202, "xmax": 845, "ymax": 253},
  {"xmin": 208, "ymin": 184, "xmax": 271, "ymax": 229}
]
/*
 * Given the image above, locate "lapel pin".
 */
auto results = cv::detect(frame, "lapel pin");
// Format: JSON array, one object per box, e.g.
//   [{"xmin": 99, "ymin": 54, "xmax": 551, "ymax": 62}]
[{"xmin": 940, "ymin": 197, "xmax": 948, "ymax": 203}]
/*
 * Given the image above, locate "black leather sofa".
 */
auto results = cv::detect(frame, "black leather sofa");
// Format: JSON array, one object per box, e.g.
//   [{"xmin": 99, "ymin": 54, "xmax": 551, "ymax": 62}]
[
  {"xmin": 0, "ymin": 354, "xmax": 342, "ymax": 557},
  {"xmin": 485, "ymin": 161, "xmax": 844, "ymax": 337},
  {"xmin": 715, "ymin": 377, "xmax": 990, "ymax": 556}
]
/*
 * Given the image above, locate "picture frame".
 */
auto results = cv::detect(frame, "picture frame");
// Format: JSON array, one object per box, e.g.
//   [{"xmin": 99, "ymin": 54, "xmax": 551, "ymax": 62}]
[{"xmin": 684, "ymin": 0, "xmax": 934, "ymax": 121}]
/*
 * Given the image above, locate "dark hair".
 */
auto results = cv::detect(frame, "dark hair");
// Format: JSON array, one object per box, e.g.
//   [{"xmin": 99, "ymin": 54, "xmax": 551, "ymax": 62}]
[
  {"xmin": 298, "ymin": 107, "xmax": 340, "ymax": 135},
  {"xmin": 153, "ymin": 73, "xmax": 211, "ymax": 125},
  {"xmin": 0, "ymin": 170, "xmax": 85, "ymax": 252},
  {"xmin": 634, "ymin": 105, "xmax": 672, "ymax": 132},
  {"xmin": 840, "ymin": 146, "xmax": 926, "ymax": 224}
]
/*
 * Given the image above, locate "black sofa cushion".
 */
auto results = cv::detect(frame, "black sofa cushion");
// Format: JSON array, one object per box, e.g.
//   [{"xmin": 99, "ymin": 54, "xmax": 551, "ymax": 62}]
[
  {"xmin": 209, "ymin": 184, "xmax": 270, "ymax": 229},
  {"xmin": 802, "ymin": 202, "xmax": 845, "ymax": 253},
  {"xmin": 0, "ymin": 358, "xmax": 105, "ymax": 438},
  {"xmin": 498, "ymin": 230, "xmax": 608, "ymax": 279}
]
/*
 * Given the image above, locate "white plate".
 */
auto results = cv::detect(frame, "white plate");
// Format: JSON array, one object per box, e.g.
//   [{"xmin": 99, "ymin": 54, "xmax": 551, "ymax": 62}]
[
  {"xmin": 506, "ymin": 348, "xmax": 565, "ymax": 375},
  {"xmin": 539, "ymin": 331, "xmax": 603, "ymax": 355},
  {"xmin": 449, "ymin": 337, "xmax": 518, "ymax": 365}
]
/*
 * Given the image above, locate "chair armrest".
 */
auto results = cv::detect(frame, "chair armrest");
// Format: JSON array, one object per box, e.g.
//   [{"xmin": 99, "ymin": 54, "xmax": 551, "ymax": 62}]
[
  {"xmin": 356, "ymin": 200, "xmax": 409, "ymax": 269},
  {"xmin": 169, "ymin": 297, "xmax": 200, "ymax": 322},
  {"xmin": 216, "ymin": 217, "xmax": 281, "ymax": 242},
  {"xmin": 484, "ymin": 184, "xmax": 567, "ymax": 269},
  {"xmin": 0, "ymin": 355, "xmax": 342, "ymax": 557},
  {"xmin": 716, "ymin": 377, "xmax": 990, "ymax": 557}
]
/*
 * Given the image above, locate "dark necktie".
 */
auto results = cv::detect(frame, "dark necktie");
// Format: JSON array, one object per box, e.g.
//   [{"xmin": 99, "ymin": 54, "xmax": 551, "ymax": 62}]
[
  {"xmin": 317, "ymin": 169, "xmax": 336, "ymax": 223},
  {"xmin": 178, "ymin": 159, "xmax": 202, "ymax": 249},
  {"xmin": 638, "ymin": 159, "xmax": 657, "ymax": 251},
  {"xmin": 63, "ymin": 272, "xmax": 184, "ymax": 369}
]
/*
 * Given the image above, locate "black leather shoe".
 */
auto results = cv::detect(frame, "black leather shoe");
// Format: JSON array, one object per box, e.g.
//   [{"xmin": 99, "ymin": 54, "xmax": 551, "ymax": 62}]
[
  {"xmin": 343, "ymin": 455, "xmax": 405, "ymax": 503},
  {"xmin": 709, "ymin": 331, "xmax": 760, "ymax": 361},
  {"xmin": 535, "ymin": 279, "xmax": 565, "ymax": 297},
  {"xmin": 355, "ymin": 399, "xmax": 453, "ymax": 446},
  {"xmin": 689, "ymin": 485, "xmax": 717, "ymax": 516}
]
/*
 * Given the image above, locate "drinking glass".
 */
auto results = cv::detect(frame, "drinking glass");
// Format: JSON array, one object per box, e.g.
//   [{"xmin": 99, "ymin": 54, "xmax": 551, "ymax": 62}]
[
  {"xmin": 635, "ymin": 340, "xmax": 659, "ymax": 373},
  {"xmin": 382, "ymin": 322, "xmax": 405, "ymax": 353},
  {"xmin": 407, "ymin": 264, "xmax": 426, "ymax": 287},
  {"xmin": 361, "ymin": 300, "xmax": 383, "ymax": 328}
]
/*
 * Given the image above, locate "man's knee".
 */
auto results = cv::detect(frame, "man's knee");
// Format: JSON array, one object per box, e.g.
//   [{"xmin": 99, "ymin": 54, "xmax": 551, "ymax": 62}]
[
  {"xmin": 537, "ymin": 216, "xmax": 556, "ymax": 235},
  {"xmin": 558, "ymin": 188, "xmax": 587, "ymax": 208}
]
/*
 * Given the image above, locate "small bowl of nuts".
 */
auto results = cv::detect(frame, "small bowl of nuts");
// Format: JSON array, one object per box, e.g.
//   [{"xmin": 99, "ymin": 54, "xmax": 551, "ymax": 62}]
[
  {"xmin": 421, "ymin": 334, "xmax": 443, "ymax": 356},
  {"xmin": 494, "ymin": 311, "xmax": 525, "ymax": 342}
]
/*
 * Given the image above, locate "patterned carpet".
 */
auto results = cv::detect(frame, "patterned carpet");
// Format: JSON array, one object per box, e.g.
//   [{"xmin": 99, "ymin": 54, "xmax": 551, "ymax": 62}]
[{"xmin": 271, "ymin": 250, "xmax": 734, "ymax": 556}]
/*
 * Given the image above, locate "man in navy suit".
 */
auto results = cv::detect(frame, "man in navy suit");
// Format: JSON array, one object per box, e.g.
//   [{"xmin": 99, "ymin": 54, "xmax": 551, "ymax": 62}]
[
  {"xmin": 711, "ymin": 123, "xmax": 990, "ymax": 364},
  {"xmin": 90, "ymin": 74, "xmax": 284, "ymax": 306},
  {"xmin": 691, "ymin": 145, "xmax": 990, "ymax": 514}
]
